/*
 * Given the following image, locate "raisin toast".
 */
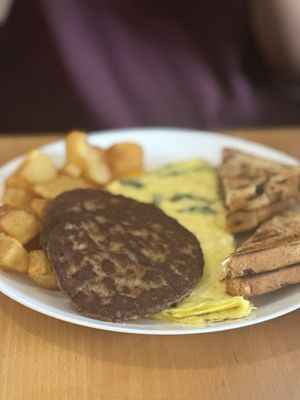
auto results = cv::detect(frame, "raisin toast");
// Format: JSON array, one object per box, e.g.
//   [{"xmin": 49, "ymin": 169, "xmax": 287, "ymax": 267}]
[
  {"xmin": 218, "ymin": 148, "xmax": 300, "ymax": 233},
  {"xmin": 224, "ymin": 211, "xmax": 300, "ymax": 296}
]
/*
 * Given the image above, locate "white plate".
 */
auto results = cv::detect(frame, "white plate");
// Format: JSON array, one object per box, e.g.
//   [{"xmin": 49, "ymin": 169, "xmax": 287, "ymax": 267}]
[{"xmin": 1, "ymin": 128, "xmax": 300, "ymax": 335}]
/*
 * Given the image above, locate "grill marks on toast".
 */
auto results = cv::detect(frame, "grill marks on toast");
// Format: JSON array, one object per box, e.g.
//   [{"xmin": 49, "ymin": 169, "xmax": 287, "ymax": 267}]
[
  {"xmin": 234, "ymin": 212, "xmax": 300, "ymax": 253},
  {"xmin": 225, "ymin": 211, "xmax": 300, "ymax": 297},
  {"xmin": 218, "ymin": 149, "xmax": 300, "ymax": 233},
  {"xmin": 226, "ymin": 264, "xmax": 300, "ymax": 297}
]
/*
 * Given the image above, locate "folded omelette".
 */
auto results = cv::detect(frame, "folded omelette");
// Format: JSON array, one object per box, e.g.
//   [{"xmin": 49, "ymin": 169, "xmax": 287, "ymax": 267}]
[{"xmin": 108, "ymin": 159, "xmax": 253, "ymax": 324}]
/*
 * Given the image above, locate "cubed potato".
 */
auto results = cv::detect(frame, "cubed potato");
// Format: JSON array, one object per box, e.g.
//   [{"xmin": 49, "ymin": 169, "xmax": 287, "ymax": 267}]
[
  {"xmin": 60, "ymin": 162, "xmax": 82, "ymax": 178},
  {"xmin": 66, "ymin": 131, "xmax": 112, "ymax": 185},
  {"xmin": 2, "ymin": 187, "xmax": 33, "ymax": 208},
  {"xmin": 66, "ymin": 130, "xmax": 87, "ymax": 166},
  {"xmin": 0, "ymin": 232, "xmax": 29, "ymax": 272},
  {"xmin": 19, "ymin": 150, "xmax": 57, "ymax": 184},
  {"xmin": 5, "ymin": 173, "xmax": 33, "ymax": 191},
  {"xmin": 106, "ymin": 143, "xmax": 143, "ymax": 179},
  {"xmin": 85, "ymin": 146, "xmax": 112, "ymax": 185},
  {"xmin": 28, "ymin": 250, "xmax": 58, "ymax": 290},
  {"xmin": 30, "ymin": 198, "xmax": 50, "ymax": 218},
  {"xmin": 33, "ymin": 175, "xmax": 95, "ymax": 199},
  {"xmin": 0, "ymin": 205, "xmax": 40, "ymax": 244},
  {"xmin": 116, "ymin": 166, "xmax": 144, "ymax": 179}
]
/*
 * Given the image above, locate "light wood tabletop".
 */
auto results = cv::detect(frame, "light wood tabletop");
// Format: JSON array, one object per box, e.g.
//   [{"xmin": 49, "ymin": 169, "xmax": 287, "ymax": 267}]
[{"xmin": 0, "ymin": 127, "xmax": 300, "ymax": 400}]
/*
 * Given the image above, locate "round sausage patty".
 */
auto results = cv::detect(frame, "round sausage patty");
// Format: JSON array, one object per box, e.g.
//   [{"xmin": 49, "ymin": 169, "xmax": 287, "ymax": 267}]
[{"xmin": 41, "ymin": 189, "xmax": 204, "ymax": 322}]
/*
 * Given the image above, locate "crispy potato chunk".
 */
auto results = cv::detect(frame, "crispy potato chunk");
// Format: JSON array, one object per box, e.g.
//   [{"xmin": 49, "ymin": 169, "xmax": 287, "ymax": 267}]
[
  {"xmin": 85, "ymin": 146, "xmax": 111, "ymax": 185},
  {"xmin": 60, "ymin": 162, "xmax": 82, "ymax": 178},
  {"xmin": 0, "ymin": 232, "xmax": 29, "ymax": 272},
  {"xmin": 30, "ymin": 198, "xmax": 50, "ymax": 218},
  {"xmin": 106, "ymin": 143, "xmax": 144, "ymax": 179},
  {"xmin": 2, "ymin": 187, "xmax": 33, "ymax": 208},
  {"xmin": 0, "ymin": 205, "xmax": 40, "ymax": 245},
  {"xmin": 66, "ymin": 131, "xmax": 112, "ymax": 185},
  {"xmin": 5, "ymin": 173, "xmax": 33, "ymax": 191},
  {"xmin": 66, "ymin": 130, "xmax": 85, "ymax": 166},
  {"xmin": 116, "ymin": 166, "xmax": 144, "ymax": 179},
  {"xmin": 28, "ymin": 250, "xmax": 58, "ymax": 290},
  {"xmin": 33, "ymin": 175, "xmax": 95, "ymax": 199},
  {"xmin": 19, "ymin": 150, "xmax": 57, "ymax": 184}
]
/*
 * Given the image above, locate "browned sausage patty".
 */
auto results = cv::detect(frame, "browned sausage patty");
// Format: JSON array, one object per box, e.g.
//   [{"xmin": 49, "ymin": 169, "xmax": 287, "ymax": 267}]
[{"xmin": 41, "ymin": 189, "xmax": 204, "ymax": 322}]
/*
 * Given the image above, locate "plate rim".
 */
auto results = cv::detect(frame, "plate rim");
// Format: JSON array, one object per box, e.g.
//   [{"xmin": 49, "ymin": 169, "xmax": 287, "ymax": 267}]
[
  {"xmin": 1, "ymin": 127, "xmax": 299, "ymax": 335},
  {"xmin": 1, "ymin": 278, "xmax": 300, "ymax": 335}
]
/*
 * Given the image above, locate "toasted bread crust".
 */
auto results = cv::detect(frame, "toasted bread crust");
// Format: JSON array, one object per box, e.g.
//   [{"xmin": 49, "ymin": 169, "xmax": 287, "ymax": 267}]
[
  {"xmin": 226, "ymin": 197, "xmax": 298, "ymax": 233},
  {"xmin": 226, "ymin": 211, "xmax": 300, "ymax": 277},
  {"xmin": 227, "ymin": 243, "xmax": 300, "ymax": 278},
  {"xmin": 218, "ymin": 148, "xmax": 300, "ymax": 233},
  {"xmin": 226, "ymin": 264, "xmax": 300, "ymax": 297}
]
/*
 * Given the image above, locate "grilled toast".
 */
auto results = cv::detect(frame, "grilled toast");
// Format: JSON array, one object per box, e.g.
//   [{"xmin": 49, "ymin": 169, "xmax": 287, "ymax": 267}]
[
  {"xmin": 218, "ymin": 148, "xmax": 300, "ymax": 233},
  {"xmin": 225, "ymin": 211, "xmax": 300, "ymax": 296},
  {"xmin": 226, "ymin": 264, "xmax": 300, "ymax": 297}
]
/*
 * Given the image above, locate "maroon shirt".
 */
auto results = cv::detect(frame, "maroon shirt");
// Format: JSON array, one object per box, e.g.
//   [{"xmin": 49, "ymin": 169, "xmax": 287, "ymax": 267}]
[{"xmin": 1, "ymin": 0, "xmax": 299, "ymax": 131}]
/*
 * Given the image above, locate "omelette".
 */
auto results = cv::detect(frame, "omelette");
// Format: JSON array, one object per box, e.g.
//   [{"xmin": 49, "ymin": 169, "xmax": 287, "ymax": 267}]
[{"xmin": 108, "ymin": 159, "xmax": 253, "ymax": 324}]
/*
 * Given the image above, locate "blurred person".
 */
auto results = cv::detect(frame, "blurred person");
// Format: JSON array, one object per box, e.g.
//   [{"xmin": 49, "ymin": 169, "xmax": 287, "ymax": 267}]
[{"xmin": 0, "ymin": 0, "xmax": 299, "ymax": 132}]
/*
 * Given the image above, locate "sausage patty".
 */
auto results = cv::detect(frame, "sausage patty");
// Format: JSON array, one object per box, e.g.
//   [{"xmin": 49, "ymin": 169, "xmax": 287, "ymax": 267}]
[{"xmin": 41, "ymin": 189, "xmax": 204, "ymax": 322}]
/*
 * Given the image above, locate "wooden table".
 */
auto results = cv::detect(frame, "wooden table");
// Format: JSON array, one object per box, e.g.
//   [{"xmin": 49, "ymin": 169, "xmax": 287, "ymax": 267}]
[{"xmin": 1, "ymin": 128, "xmax": 300, "ymax": 400}]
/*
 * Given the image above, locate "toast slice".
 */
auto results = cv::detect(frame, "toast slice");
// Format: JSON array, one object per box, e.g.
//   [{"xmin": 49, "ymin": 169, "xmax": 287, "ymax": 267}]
[
  {"xmin": 226, "ymin": 197, "xmax": 298, "ymax": 233},
  {"xmin": 225, "ymin": 211, "xmax": 300, "ymax": 278},
  {"xmin": 225, "ymin": 211, "xmax": 300, "ymax": 296},
  {"xmin": 218, "ymin": 148, "xmax": 300, "ymax": 232},
  {"xmin": 226, "ymin": 264, "xmax": 300, "ymax": 297}
]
